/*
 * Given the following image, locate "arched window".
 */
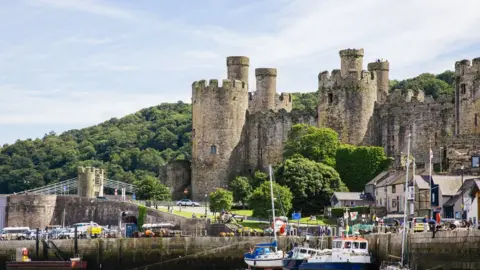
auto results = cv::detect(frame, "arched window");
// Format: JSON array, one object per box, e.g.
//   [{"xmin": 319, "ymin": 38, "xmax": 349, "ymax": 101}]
[{"xmin": 210, "ymin": 145, "xmax": 217, "ymax": 154}]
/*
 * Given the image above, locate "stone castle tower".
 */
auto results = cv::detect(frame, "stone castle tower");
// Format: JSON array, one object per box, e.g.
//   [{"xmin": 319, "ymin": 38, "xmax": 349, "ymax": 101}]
[
  {"xmin": 191, "ymin": 57, "xmax": 298, "ymax": 200},
  {"xmin": 455, "ymin": 58, "xmax": 480, "ymax": 135},
  {"xmin": 77, "ymin": 166, "xmax": 104, "ymax": 198},
  {"xmin": 317, "ymin": 49, "xmax": 389, "ymax": 145}
]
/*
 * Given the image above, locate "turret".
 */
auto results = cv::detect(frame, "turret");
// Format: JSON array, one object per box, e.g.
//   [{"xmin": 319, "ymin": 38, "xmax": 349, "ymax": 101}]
[
  {"xmin": 368, "ymin": 60, "xmax": 390, "ymax": 104},
  {"xmin": 191, "ymin": 77, "xmax": 249, "ymax": 200},
  {"xmin": 339, "ymin": 49, "xmax": 364, "ymax": 77},
  {"xmin": 227, "ymin": 56, "xmax": 250, "ymax": 84},
  {"xmin": 255, "ymin": 68, "xmax": 277, "ymax": 111}
]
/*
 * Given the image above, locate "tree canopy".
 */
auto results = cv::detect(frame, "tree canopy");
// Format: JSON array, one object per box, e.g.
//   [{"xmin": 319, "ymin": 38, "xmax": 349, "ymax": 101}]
[
  {"xmin": 275, "ymin": 156, "xmax": 348, "ymax": 215},
  {"xmin": 134, "ymin": 175, "xmax": 171, "ymax": 201},
  {"xmin": 248, "ymin": 181, "xmax": 293, "ymax": 219},
  {"xmin": 390, "ymin": 71, "xmax": 455, "ymax": 99},
  {"xmin": 208, "ymin": 188, "xmax": 233, "ymax": 213},
  {"xmin": 335, "ymin": 144, "xmax": 392, "ymax": 192},
  {"xmin": 284, "ymin": 124, "xmax": 339, "ymax": 167},
  {"xmin": 230, "ymin": 176, "xmax": 252, "ymax": 204},
  {"xmin": 0, "ymin": 102, "xmax": 191, "ymax": 194}
]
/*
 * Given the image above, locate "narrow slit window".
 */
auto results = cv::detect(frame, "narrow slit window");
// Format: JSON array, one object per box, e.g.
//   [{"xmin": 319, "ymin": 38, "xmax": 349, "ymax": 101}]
[
  {"xmin": 461, "ymin": 84, "xmax": 466, "ymax": 95},
  {"xmin": 210, "ymin": 145, "xmax": 217, "ymax": 154},
  {"xmin": 475, "ymin": 113, "xmax": 478, "ymax": 127},
  {"xmin": 328, "ymin": 93, "xmax": 333, "ymax": 104}
]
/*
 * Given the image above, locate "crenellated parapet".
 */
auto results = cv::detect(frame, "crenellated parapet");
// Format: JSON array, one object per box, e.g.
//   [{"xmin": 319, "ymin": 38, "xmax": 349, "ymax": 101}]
[
  {"xmin": 318, "ymin": 68, "xmax": 376, "ymax": 90},
  {"xmin": 455, "ymin": 58, "xmax": 480, "ymax": 76}
]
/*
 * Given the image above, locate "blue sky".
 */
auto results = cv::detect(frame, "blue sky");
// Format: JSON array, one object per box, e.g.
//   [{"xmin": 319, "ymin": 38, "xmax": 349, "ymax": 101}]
[{"xmin": 1, "ymin": 0, "xmax": 480, "ymax": 145}]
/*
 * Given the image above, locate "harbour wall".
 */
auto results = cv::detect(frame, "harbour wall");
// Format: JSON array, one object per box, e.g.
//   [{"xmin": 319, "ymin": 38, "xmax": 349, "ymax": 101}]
[
  {"xmin": 5, "ymin": 195, "xmax": 206, "ymax": 234},
  {"xmin": 1, "ymin": 231, "xmax": 480, "ymax": 270}
]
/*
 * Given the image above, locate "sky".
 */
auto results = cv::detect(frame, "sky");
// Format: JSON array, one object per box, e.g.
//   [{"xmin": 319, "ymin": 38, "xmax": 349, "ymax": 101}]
[{"xmin": 1, "ymin": 0, "xmax": 480, "ymax": 145}]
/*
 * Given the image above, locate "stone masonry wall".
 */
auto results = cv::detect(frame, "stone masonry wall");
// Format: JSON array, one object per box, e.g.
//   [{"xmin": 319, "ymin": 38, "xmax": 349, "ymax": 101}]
[
  {"xmin": 244, "ymin": 109, "xmax": 316, "ymax": 173},
  {"xmin": 455, "ymin": 58, "xmax": 480, "ymax": 135},
  {"xmin": 372, "ymin": 89, "xmax": 455, "ymax": 166},
  {"xmin": 159, "ymin": 160, "xmax": 191, "ymax": 200},
  {"xmin": 6, "ymin": 195, "xmax": 206, "ymax": 233}
]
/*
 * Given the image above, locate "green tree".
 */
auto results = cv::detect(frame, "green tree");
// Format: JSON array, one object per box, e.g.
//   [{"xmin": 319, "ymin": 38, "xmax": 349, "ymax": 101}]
[
  {"xmin": 251, "ymin": 170, "xmax": 268, "ymax": 189},
  {"xmin": 248, "ymin": 181, "xmax": 293, "ymax": 219},
  {"xmin": 134, "ymin": 175, "xmax": 171, "ymax": 201},
  {"xmin": 209, "ymin": 188, "xmax": 233, "ymax": 213},
  {"xmin": 230, "ymin": 176, "xmax": 252, "ymax": 204},
  {"xmin": 284, "ymin": 124, "xmax": 339, "ymax": 166},
  {"xmin": 276, "ymin": 156, "xmax": 348, "ymax": 215},
  {"xmin": 335, "ymin": 145, "xmax": 392, "ymax": 192},
  {"xmin": 391, "ymin": 73, "xmax": 454, "ymax": 99}
]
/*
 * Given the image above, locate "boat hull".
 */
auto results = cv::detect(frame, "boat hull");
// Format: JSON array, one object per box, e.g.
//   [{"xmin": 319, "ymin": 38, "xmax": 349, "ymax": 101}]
[
  {"xmin": 299, "ymin": 262, "xmax": 370, "ymax": 270},
  {"xmin": 282, "ymin": 258, "xmax": 305, "ymax": 270},
  {"xmin": 245, "ymin": 258, "xmax": 284, "ymax": 269}
]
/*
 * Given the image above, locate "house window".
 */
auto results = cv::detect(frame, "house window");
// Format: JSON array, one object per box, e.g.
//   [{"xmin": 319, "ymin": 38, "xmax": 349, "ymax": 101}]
[
  {"xmin": 328, "ymin": 93, "xmax": 333, "ymax": 104},
  {"xmin": 392, "ymin": 185, "xmax": 396, "ymax": 193},
  {"xmin": 210, "ymin": 145, "xmax": 217, "ymax": 154},
  {"xmin": 380, "ymin": 198, "xmax": 382, "ymax": 206},
  {"xmin": 461, "ymin": 84, "xmax": 466, "ymax": 95}
]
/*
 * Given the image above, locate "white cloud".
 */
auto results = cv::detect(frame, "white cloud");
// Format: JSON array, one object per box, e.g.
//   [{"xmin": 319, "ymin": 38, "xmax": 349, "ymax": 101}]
[
  {"xmin": 0, "ymin": 84, "xmax": 177, "ymax": 125},
  {"xmin": 193, "ymin": 0, "xmax": 480, "ymax": 80},
  {"xmin": 34, "ymin": 0, "xmax": 135, "ymax": 20}
]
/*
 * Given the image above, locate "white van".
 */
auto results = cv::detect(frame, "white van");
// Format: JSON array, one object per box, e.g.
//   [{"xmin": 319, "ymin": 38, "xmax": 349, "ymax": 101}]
[{"xmin": 0, "ymin": 227, "xmax": 30, "ymax": 240}]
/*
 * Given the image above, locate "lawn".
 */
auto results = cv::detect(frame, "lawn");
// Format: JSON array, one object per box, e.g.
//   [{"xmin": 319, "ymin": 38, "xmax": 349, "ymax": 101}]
[{"xmin": 231, "ymin": 209, "xmax": 253, "ymax": 216}]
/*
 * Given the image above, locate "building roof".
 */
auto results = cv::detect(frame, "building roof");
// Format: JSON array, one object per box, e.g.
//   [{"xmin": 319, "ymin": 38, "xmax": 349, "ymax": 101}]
[
  {"xmin": 432, "ymin": 175, "xmax": 477, "ymax": 196},
  {"xmin": 332, "ymin": 192, "xmax": 373, "ymax": 202},
  {"xmin": 414, "ymin": 175, "xmax": 431, "ymax": 189},
  {"xmin": 443, "ymin": 179, "xmax": 478, "ymax": 207},
  {"xmin": 366, "ymin": 171, "xmax": 389, "ymax": 185}
]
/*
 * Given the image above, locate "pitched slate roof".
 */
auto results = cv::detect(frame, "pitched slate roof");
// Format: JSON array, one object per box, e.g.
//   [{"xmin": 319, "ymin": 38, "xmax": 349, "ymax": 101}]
[
  {"xmin": 366, "ymin": 171, "xmax": 389, "ymax": 185},
  {"xmin": 332, "ymin": 192, "xmax": 373, "ymax": 202},
  {"xmin": 433, "ymin": 175, "xmax": 477, "ymax": 196}
]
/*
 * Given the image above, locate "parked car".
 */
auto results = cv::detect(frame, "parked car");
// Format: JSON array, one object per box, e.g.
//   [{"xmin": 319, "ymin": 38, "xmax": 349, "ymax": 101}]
[
  {"xmin": 0, "ymin": 227, "xmax": 30, "ymax": 240},
  {"xmin": 176, "ymin": 199, "xmax": 200, "ymax": 207}
]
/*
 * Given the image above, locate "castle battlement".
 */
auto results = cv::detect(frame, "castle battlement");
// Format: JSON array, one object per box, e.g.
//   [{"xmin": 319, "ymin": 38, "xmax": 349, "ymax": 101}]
[
  {"xmin": 192, "ymin": 79, "xmax": 247, "ymax": 96},
  {"xmin": 319, "ymin": 68, "xmax": 375, "ymax": 87},
  {"xmin": 367, "ymin": 61, "xmax": 390, "ymax": 71},
  {"xmin": 455, "ymin": 57, "xmax": 480, "ymax": 76}
]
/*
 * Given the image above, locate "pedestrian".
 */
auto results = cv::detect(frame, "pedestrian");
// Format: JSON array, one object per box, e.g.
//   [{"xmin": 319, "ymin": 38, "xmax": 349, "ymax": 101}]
[{"xmin": 428, "ymin": 218, "xmax": 437, "ymax": 238}]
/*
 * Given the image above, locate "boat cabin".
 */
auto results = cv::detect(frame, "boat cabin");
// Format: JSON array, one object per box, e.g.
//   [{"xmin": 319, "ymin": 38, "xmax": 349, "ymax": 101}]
[{"xmin": 332, "ymin": 237, "xmax": 368, "ymax": 252}]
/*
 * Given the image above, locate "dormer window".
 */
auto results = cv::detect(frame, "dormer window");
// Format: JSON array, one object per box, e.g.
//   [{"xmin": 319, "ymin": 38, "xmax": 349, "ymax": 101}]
[{"xmin": 210, "ymin": 145, "xmax": 217, "ymax": 154}]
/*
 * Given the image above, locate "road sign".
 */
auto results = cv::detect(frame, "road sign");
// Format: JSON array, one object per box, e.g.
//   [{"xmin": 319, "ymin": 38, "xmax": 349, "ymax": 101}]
[{"xmin": 292, "ymin": 212, "xmax": 301, "ymax": 220}]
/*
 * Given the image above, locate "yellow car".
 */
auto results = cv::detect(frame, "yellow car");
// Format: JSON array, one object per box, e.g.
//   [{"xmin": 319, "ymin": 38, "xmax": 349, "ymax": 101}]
[{"xmin": 412, "ymin": 217, "xmax": 428, "ymax": 232}]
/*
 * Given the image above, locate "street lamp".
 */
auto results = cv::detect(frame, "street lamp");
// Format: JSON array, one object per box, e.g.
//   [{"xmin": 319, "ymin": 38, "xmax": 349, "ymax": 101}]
[
  {"xmin": 204, "ymin": 194, "xmax": 208, "ymax": 219},
  {"xmin": 461, "ymin": 165, "xmax": 465, "ymax": 220}
]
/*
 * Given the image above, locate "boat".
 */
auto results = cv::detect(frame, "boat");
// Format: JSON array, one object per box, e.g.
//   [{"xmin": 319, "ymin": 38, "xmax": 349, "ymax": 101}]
[
  {"xmin": 282, "ymin": 245, "xmax": 331, "ymax": 270},
  {"xmin": 244, "ymin": 165, "xmax": 285, "ymax": 269},
  {"xmin": 298, "ymin": 235, "xmax": 372, "ymax": 270},
  {"xmin": 379, "ymin": 134, "xmax": 412, "ymax": 270}
]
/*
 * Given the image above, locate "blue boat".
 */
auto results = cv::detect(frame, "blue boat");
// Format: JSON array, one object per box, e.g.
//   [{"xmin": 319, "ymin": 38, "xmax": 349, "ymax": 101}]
[
  {"xmin": 244, "ymin": 240, "xmax": 285, "ymax": 269},
  {"xmin": 298, "ymin": 236, "xmax": 372, "ymax": 270}
]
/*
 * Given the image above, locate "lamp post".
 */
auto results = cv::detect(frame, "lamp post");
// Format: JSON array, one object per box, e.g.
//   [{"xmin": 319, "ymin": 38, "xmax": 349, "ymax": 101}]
[
  {"xmin": 204, "ymin": 194, "xmax": 208, "ymax": 219},
  {"xmin": 461, "ymin": 165, "xmax": 465, "ymax": 220}
]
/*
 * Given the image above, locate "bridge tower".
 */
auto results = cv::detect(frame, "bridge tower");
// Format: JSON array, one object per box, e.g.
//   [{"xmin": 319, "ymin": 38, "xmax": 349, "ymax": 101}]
[{"xmin": 77, "ymin": 167, "xmax": 105, "ymax": 198}]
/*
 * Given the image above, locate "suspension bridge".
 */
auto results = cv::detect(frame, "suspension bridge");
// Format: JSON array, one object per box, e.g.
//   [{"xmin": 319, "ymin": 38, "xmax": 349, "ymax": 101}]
[{"xmin": 16, "ymin": 178, "xmax": 136, "ymax": 196}]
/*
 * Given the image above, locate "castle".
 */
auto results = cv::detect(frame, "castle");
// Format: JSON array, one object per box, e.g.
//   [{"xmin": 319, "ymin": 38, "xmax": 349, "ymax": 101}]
[{"xmin": 182, "ymin": 48, "xmax": 480, "ymax": 201}]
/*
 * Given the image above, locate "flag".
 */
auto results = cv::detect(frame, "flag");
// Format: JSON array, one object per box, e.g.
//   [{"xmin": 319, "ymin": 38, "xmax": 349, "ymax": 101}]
[{"xmin": 430, "ymin": 148, "xmax": 433, "ymax": 160}]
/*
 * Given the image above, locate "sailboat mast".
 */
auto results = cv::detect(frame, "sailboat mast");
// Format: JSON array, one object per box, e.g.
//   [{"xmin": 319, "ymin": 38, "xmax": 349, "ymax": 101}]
[
  {"xmin": 401, "ymin": 134, "xmax": 411, "ymax": 267},
  {"xmin": 269, "ymin": 165, "xmax": 278, "ymax": 248}
]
